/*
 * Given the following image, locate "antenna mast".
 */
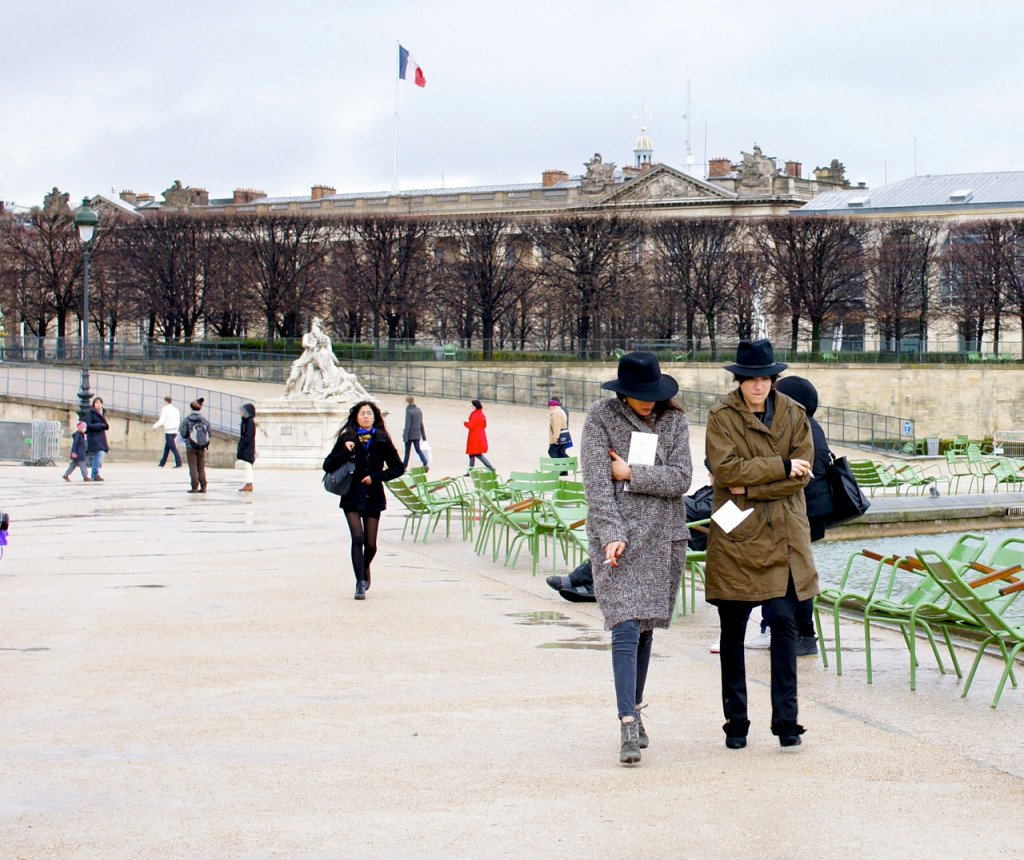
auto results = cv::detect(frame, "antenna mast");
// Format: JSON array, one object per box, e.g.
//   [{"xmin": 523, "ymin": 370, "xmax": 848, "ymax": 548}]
[{"xmin": 682, "ymin": 75, "xmax": 695, "ymax": 175}]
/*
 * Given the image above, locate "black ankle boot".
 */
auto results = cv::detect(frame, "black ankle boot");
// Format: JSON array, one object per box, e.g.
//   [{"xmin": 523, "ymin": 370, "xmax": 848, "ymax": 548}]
[
  {"xmin": 363, "ymin": 568, "xmax": 371, "ymax": 590},
  {"xmin": 723, "ymin": 719, "xmax": 750, "ymax": 749},
  {"xmin": 354, "ymin": 579, "xmax": 366, "ymax": 600}
]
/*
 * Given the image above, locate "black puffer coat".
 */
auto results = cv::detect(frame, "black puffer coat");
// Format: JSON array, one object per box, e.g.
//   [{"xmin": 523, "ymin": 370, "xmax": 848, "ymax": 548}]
[
  {"xmin": 237, "ymin": 403, "xmax": 256, "ymax": 463},
  {"xmin": 323, "ymin": 429, "xmax": 405, "ymax": 514},
  {"xmin": 775, "ymin": 376, "xmax": 832, "ymax": 540}
]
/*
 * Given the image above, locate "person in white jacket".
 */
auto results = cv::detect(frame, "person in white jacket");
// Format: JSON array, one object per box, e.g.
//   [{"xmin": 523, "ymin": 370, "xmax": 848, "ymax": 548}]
[{"xmin": 153, "ymin": 395, "xmax": 182, "ymax": 468}]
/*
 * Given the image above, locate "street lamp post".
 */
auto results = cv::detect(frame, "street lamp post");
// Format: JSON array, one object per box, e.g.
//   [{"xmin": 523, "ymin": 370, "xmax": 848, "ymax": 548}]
[{"xmin": 74, "ymin": 199, "xmax": 99, "ymax": 423}]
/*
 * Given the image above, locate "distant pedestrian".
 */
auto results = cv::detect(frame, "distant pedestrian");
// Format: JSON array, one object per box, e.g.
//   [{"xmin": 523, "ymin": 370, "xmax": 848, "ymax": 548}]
[
  {"xmin": 153, "ymin": 395, "xmax": 182, "ymax": 468},
  {"xmin": 402, "ymin": 396, "xmax": 429, "ymax": 470},
  {"xmin": 62, "ymin": 421, "xmax": 89, "ymax": 482},
  {"xmin": 322, "ymin": 401, "xmax": 405, "ymax": 600},
  {"xmin": 236, "ymin": 402, "xmax": 256, "ymax": 492},
  {"xmin": 85, "ymin": 397, "xmax": 110, "ymax": 481},
  {"xmin": 547, "ymin": 397, "xmax": 569, "ymax": 460},
  {"xmin": 464, "ymin": 399, "xmax": 495, "ymax": 472},
  {"xmin": 179, "ymin": 397, "xmax": 210, "ymax": 494}
]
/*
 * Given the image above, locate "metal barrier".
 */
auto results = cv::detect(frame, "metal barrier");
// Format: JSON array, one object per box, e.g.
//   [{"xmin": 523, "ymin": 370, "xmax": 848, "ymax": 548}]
[
  {"xmin": 30, "ymin": 421, "xmax": 62, "ymax": 465},
  {"xmin": 993, "ymin": 431, "xmax": 1024, "ymax": 458},
  {"xmin": 0, "ymin": 421, "xmax": 34, "ymax": 462}
]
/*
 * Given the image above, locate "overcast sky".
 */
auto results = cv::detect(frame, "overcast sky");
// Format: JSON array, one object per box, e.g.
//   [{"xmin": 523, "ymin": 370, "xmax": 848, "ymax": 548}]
[{"xmin": 3, "ymin": 0, "xmax": 1023, "ymax": 207}]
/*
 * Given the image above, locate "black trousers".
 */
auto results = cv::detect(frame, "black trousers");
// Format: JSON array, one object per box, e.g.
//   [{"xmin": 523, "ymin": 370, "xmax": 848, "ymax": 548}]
[{"xmin": 716, "ymin": 575, "xmax": 800, "ymax": 736}]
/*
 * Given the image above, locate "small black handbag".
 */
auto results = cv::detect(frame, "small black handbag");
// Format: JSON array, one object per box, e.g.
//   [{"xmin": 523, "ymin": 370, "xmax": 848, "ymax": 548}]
[
  {"xmin": 323, "ymin": 460, "xmax": 356, "ymax": 497},
  {"xmin": 825, "ymin": 454, "xmax": 870, "ymax": 527}
]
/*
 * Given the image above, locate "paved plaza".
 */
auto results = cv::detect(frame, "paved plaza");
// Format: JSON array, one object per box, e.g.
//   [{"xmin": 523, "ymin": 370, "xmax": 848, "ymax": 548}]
[{"xmin": 1, "ymin": 387, "xmax": 1023, "ymax": 857}]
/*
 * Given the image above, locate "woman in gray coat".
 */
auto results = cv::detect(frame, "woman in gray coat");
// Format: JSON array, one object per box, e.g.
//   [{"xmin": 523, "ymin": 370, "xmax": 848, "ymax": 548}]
[
  {"xmin": 581, "ymin": 352, "xmax": 692, "ymax": 765},
  {"xmin": 402, "ymin": 396, "xmax": 428, "ymax": 469}
]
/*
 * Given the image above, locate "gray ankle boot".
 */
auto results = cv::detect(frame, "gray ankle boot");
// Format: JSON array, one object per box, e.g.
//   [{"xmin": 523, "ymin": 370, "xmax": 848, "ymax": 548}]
[
  {"xmin": 619, "ymin": 719, "xmax": 641, "ymax": 764},
  {"xmin": 636, "ymin": 706, "xmax": 649, "ymax": 749}
]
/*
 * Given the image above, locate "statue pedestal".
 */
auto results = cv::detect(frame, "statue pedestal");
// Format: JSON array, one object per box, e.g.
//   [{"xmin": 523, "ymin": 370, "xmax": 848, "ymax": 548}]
[{"xmin": 255, "ymin": 399, "xmax": 355, "ymax": 468}]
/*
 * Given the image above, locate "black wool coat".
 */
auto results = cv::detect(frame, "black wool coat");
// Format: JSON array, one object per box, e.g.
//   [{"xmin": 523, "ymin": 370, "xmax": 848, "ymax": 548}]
[
  {"xmin": 237, "ymin": 403, "xmax": 256, "ymax": 463},
  {"xmin": 323, "ymin": 429, "xmax": 405, "ymax": 513},
  {"xmin": 85, "ymin": 407, "xmax": 110, "ymax": 453}
]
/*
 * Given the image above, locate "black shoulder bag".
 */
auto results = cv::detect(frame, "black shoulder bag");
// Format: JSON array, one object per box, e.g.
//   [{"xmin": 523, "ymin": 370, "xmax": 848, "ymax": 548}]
[
  {"xmin": 825, "ymin": 453, "xmax": 870, "ymax": 528},
  {"xmin": 323, "ymin": 460, "xmax": 356, "ymax": 497}
]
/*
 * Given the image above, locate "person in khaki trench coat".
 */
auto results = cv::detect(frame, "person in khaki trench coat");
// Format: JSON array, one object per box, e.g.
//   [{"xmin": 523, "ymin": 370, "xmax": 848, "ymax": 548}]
[{"xmin": 704, "ymin": 339, "xmax": 820, "ymax": 752}]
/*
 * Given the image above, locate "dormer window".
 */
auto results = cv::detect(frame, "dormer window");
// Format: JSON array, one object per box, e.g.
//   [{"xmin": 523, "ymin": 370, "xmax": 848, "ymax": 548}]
[
  {"xmin": 846, "ymin": 196, "xmax": 870, "ymax": 208},
  {"xmin": 949, "ymin": 189, "xmax": 973, "ymax": 203}
]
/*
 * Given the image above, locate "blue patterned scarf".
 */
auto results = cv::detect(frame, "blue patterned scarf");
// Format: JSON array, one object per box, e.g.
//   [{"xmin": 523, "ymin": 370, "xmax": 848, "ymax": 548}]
[{"xmin": 357, "ymin": 427, "xmax": 376, "ymax": 449}]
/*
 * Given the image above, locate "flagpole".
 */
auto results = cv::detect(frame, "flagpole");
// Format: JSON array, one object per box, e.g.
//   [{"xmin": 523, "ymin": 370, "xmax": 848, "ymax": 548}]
[{"xmin": 393, "ymin": 41, "xmax": 400, "ymax": 193}]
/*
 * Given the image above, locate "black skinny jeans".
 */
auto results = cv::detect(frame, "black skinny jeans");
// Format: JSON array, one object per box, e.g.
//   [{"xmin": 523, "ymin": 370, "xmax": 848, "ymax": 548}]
[
  {"xmin": 610, "ymin": 620, "xmax": 653, "ymax": 719},
  {"xmin": 716, "ymin": 575, "xmax": 800, "ymax": 736}
]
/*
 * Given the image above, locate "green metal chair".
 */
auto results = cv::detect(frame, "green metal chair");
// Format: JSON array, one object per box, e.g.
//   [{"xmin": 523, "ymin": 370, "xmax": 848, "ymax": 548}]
[
  {"xmin": 813, "ymin": 549, "xmax": 901, "ymax": 674},
  {"xmin": 848, "ymin": 460, "xmax": 905, "ymax": 496},
  {"xmin": 860, "ymin": 533, "xmax": 990, "ymax": 689},
  {"xmin": 944, "ymin": 450, "xmax": 977, "ymax": 494},
  {"xmin": 915, "ymin": 549, "xmax": 1024, "ymax": 708},
  {"xmin": 538, "ymin": 456, "xmax": 579, "ymax": 479},
  {"xmin": 988, "ymin": 458, "xmax": 1024, "ymax": 489},
  {"xmin": 887, "ymin": 462, "xmax": 949, "ymax": 495}
]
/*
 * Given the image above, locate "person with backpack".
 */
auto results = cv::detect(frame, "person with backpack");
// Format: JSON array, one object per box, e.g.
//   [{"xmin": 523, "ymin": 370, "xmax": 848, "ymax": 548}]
[{"xmin": 179, "ymin": 397, "xmax": 211, "ymax": 494}]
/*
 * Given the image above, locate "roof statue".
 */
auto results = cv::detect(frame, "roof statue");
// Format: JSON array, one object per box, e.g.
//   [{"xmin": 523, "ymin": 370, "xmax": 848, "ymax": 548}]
[
  {"xmin": 580, "ymin": 153, "xmax": 617, "ymax": 195},
  {"xmin": 42, "ymin": 187, "xmax": 70, "ymax": 214},
  {"xmin": 282, "ymin": 318, "xmax": 373, "ymax": 403},
  {"xmin": 737, "ymin": 145, "xmax": 778, "ymax": 191}
]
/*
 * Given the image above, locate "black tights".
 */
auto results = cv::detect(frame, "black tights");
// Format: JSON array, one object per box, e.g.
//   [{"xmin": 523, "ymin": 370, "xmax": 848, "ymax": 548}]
[{"xmin": 345, "ymin": 511, "xmax": 380, "ymax": 582}]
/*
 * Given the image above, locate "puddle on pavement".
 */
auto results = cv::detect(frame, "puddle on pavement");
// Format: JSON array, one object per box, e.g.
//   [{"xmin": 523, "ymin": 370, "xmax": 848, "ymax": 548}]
[
  {"xmin": 112, "ymin": 584, "xmax": 166, "ymax": 589},
  {"xmin": 506, "ymin": 610, "xmax": 609, "ymax": 649},
  {"xmin": 0, "ymin": 646, "xmax": 50, "ymax": 652}
]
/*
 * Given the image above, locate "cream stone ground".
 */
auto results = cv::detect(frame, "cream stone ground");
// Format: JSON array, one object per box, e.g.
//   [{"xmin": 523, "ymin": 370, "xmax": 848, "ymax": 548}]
[{"xmin": 1, "ymin": 389, "xmax": 1022, "ymax": 857}]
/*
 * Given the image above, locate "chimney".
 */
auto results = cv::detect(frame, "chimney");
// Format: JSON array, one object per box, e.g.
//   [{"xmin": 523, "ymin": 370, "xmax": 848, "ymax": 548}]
[
  {"xmin": 190, "ymin": 188, "xmax": 210, "ymax": 207},
  {"xmin": 708, "ymin": 157, "xmax": 732, "ymax": 179},
  {"xmin": 233, "ymin": 188, "xmax": 267, "ymax": 205},
  {"xmin": 135, "ymin": 192, "xmax": 154, "ymax": 203},
  {"xmin": 784, "ymin": 160, "xmax": 802, "ymax": 179},
  {"xmin": 119, "ymin": 190, "xmax": 137, "ymax": 204},
  {"xmin": 542, "ymin": 170, "xmax": 569, "ymax": 187},
  {"xmin": 311, "ymin": 184, "xmax": 336, "ymax": 200}
]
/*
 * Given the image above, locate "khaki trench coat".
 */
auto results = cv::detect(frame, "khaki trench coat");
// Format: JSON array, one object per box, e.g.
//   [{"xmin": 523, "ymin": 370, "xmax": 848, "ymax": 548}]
[{"xmin": 704, "ymin": 388, "xmax": 820, "ymax": 603}]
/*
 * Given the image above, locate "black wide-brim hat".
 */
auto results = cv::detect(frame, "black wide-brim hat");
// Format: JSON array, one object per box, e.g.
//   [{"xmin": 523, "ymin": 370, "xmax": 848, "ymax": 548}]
[
  {"xmin": 723, "ymin": 339, "xmax": 788, "ymax": 378},
  {"xmin": 602, "ymin": 351, "xmax": 679, "ymax": 401}
]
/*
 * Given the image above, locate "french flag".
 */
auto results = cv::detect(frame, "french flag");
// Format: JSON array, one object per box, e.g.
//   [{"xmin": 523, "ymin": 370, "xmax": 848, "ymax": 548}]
[{"xmin": 398, "ymin": 44, "xmax": 426, "ymax": 88}]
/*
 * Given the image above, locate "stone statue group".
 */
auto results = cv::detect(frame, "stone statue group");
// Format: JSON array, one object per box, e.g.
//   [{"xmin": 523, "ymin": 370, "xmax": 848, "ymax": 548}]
[{"xmin": 282, "ymin": 318, "xmax": 372, "ymax": 402}]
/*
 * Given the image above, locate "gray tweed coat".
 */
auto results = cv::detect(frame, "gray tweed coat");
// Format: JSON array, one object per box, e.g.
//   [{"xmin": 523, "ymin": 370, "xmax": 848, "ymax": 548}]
[{"xmin": 581, "ymin": 398, "xmax": 692, "ymax": 630}]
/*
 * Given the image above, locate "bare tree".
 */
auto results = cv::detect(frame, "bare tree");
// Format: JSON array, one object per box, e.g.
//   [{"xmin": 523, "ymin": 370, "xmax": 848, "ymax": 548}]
[
  {"xmin": 864, "ymin": 219, "xmax": 941, "ymax": 350},
  {"xmin": 0, "ymin": 207, "xmax": 89, "ymax": 354},
  {"xmin": 944, "ymin": 221, "xmax": 1008, "ymax": 350},
  {"xmin": 650, "ymin": 217, "xmax": 740, "ymax": 356},
  {"xmin": 335, "ymin": 216, "xmax": 435, "ymax": 356},
  {"xmin": 756, "ymin": 216, "xmax": 868, "ymax": 352},
  {"xmin": 440, "ymin": 217, "xmax": 535, "ymax": 359},
  {"xmin": 530, "ymin": 214, "xmax": 645, "ymax": 358},
  {"xmin": 226, "ymin": 213, "xmax": 335, "ymax": 346}
]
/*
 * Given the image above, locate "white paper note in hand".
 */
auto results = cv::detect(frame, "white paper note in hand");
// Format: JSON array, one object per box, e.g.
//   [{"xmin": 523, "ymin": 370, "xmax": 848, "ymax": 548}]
[
  {"xmin": 711, "ymin": 500, "xmax": 754, "ymax": 534},
  {"xmin": 627, "ymin": 432, "xmax": 658, "ymax": 466}
]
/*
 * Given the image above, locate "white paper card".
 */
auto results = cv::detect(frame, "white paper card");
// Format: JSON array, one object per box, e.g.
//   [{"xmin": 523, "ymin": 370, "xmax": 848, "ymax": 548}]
[
  {"xmin": 627, "ymin": 432, "xmax": 658, "ymax": 466},
  {"xmin": 711, "ymin": 500, "xmax": 754, "ymax": 534}
]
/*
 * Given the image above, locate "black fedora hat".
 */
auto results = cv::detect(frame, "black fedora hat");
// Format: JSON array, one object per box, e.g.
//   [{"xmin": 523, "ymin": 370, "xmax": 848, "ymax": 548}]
[
  {"xmin": 723, "ymin": 339, "xmax": 788, "ymax": 378},
  {"xmin": 602, "ymin": 351, "xmax": 679, "ymax": 401}
]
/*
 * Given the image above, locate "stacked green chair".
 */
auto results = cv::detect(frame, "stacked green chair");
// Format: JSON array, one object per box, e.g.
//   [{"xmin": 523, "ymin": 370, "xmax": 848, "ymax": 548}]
[
  {"xmin": 915, "ymin": 549, "xmax": 1024, "ymax": 708},
  {"xmin": 860, "ymin": 533, "xmax": 989, "ymax": 689},
  {"xmin": 944, "ymin": 450, "xmax": 977, "ymax": 494},
  {"xmin": 538, "ymin": 456, "xmax": 579, "ymax": 479},
  {"xmin": 388, "ymin": 476, "xmax": 471, "ymax": 543}
]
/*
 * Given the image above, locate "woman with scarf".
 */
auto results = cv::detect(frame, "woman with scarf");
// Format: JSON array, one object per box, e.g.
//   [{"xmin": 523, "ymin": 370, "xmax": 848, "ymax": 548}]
[{"xmin": 323, "ymin": 401, "xmax": 405, "ymax": 600}]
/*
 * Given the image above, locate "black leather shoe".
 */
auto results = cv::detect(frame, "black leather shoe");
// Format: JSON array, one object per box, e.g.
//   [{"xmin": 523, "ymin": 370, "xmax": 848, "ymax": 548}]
[
  {"xmin": 780, "ymin": 735, "xmax": 803, "ymax": 750},
  {"xmin": 725, "ymin": 737, "xmax": 747, "ymax": 750},
  {"xmin": 354, "ymin": 580, "xmax": 366, "ymax": 600}
]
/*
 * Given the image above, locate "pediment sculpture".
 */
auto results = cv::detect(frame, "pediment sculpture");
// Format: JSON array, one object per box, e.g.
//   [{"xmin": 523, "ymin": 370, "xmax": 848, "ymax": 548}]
[{"xmin": 580, "ymin": 153, "xmax": 617, "ymax": 195}]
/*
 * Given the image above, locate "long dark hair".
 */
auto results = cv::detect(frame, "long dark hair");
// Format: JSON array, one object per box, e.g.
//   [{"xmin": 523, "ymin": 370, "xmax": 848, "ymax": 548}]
[
  {"xmin": 338, "ymin": 400, "xmax": 389, "ymax": 439},
  {"xmin": 615, "ymin": 393, "xmax": 681, "ymax": 420}
]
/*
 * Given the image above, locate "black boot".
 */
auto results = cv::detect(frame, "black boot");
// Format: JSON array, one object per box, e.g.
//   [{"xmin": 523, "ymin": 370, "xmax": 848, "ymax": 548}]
[
  {"xmin": 724, "ymin": 719, "xmax": 750, "ymax": 750},
  {"xmin": 354, "ymin": 579, "xmax": 366, "ymax": 600},
  {"xmin": 364, "ymin": 567, "xmax": 371, "ymax": 591}
]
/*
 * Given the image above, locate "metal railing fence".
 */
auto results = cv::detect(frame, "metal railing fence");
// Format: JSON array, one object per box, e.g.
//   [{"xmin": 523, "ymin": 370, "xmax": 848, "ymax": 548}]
[{"xmin": 0, "ymin": 365, "xmax": 246, "ymax": 435}]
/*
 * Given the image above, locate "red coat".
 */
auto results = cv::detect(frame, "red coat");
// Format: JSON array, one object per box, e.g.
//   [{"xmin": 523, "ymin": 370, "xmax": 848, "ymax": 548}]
[{"xmin": 464, "ymin": 408, "xmax": 489, "ymax": 455}]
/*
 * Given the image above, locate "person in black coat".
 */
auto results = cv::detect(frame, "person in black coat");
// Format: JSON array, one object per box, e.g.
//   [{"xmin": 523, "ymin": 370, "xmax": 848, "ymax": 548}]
[
  {"xmin": 756, "ymin": 375, "xmax": 832, "ymax": 656},
  {"xmin": 322, "ymin": 400, "xmax": 405, "ymax": 600},
  {"xmin": 85, "ymin": 397, "xmax": 110, "ymax": 481},
  {"xmin": 236, "ymin": 402, "xmax": 256, "ymax": 493}
]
